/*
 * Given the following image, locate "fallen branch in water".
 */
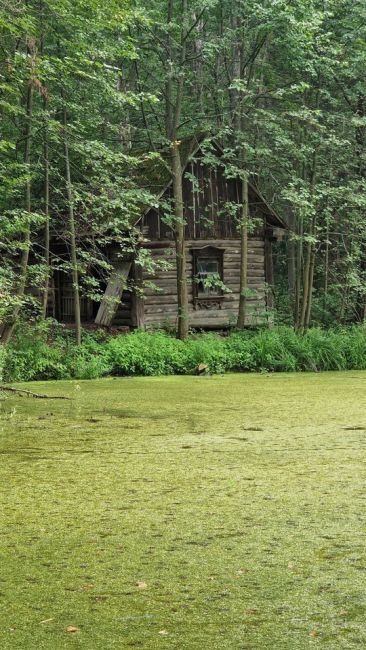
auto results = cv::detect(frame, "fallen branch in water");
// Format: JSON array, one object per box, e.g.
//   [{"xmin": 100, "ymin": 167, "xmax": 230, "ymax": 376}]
[{"xmin": 0, "ymin": 386, "xmax": 72, "ymax": 400}]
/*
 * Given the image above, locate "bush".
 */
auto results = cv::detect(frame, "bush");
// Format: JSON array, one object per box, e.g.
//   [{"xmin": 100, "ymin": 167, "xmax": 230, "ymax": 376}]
[
  {"xmin": 184, "ymin": 333, "xmax": 231, "ymax": 374},
  {"xmin": 106, "ymin": 331, "xmax": 186, "ymax": 376},
  {"xmin": 4, "ymin": 334, "xmax": 68, "ymax": 382},
  {"xmin": 66, "ymin": 335, "xmax": 112, "ymax": 379},
  {"xmin": 2, "ymin": 323, "xmax": 366, "ymax": 382}
]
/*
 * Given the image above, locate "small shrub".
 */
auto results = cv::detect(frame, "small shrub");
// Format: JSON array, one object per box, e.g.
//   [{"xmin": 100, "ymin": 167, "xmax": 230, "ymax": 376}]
[
  {"xmin": 106, "ymin": 330, "xmax": 186, "ymax": 376},
  {"xmin": 184, "ymin": 333, "xmax": 230, "ymax": 374},
  {"xmin": 66, "ymin": 337, "xmax": 112, "ymax": 379}
]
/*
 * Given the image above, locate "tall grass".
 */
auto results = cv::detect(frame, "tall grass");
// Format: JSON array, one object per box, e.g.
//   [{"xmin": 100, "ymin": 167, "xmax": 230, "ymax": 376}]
[{"xmin": 2, "ymin": 325, "xmax": 366, "ymax": 382}]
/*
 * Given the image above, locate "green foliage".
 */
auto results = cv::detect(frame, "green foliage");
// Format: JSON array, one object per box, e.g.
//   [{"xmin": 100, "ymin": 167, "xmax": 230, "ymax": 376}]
[
  {"xmin": 3, "ymin": 326, "xmax": 366, "ymax": 382},
  {"xmin": 106, "ymin": 331, "xmax": 187, "ymax": 376},
  {"xmin": 66, "ymin": 335, "xmax": 112, "ymax": 380},
  {"xmin": 4, "ymin": 338, "xmax": 66, "ymax": 382}
]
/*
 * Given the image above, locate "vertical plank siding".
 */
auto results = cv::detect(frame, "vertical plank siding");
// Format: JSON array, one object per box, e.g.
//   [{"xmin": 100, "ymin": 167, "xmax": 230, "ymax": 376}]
[{"xmin": 143, "ymin": 157, "xmax": 245, "ymax": 241}]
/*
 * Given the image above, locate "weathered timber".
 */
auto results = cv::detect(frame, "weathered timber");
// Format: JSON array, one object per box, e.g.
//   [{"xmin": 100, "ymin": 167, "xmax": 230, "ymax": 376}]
[
  {"xmin": 95, "ymin": 261, "xmax": 132, "ymax": 327},
  {"xmin": 131, "ymin": 264, "xmax": 145, "ymax": 328}
]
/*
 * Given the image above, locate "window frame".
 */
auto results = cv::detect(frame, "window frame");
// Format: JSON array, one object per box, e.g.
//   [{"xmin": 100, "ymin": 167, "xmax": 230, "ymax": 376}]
[{"xmin": 191, "ymin": 246, "xmax": 225, "ymax": 309}]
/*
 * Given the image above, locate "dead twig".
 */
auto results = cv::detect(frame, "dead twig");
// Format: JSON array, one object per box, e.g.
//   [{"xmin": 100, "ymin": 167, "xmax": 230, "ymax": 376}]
[{"xmin": 0, "ymin": 386, "xmax": 72, "ymax": 400}]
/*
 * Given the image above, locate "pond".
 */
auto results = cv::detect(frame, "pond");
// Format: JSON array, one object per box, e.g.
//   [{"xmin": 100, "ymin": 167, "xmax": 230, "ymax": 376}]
[{"xmin": 1, "ymin": 373, "xmax": 366, "ymax": 649}]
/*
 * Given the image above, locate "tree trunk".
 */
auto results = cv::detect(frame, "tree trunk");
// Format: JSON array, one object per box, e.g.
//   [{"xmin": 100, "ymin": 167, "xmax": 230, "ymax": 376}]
[
  {"xmin": 299, "ymin": 238, "xmax": 312, "ymax": 330},
  {"xmin": 171, "ymin": 140, "xmax": 189, "ymax": 339},
  {"xmin": 1, "ymin": 67, "xmax": 34, "ymax": 344},
  {"xmin": 62, "ymin": 101, "xmax": 81, "ymax": 345},
  {"xmin": 305, "ymin": 246, "xmax": 316, "ymax": 329},
  {"xmin": 294, "ymin": 219, "xmax": 303, "ymax": 329},
  {"xmin": 41, "ymin": 104, "xmax": 50, "ymax": 319},
  {"xmin": 165, "ymin": 0, "xmax": 189, "ymax": 340},
  {"xmin": 287, "ymin": 212, "xmax": 296, "ymax": 320},
  {"xmin": 237, "ymin": 175, "xmax": 249, "ymax": 328},
  {"xmin": 298, "ymin": 144, "xmax": 317, "ymax": 331}
]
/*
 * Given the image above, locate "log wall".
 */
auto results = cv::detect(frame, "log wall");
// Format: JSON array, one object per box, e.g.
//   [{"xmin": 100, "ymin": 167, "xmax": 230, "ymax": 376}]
[
  {"xmin": 44, "ymin": 238, "xmax": 268, "ymax": 329},
  {"xmin": 139, "ymin": 238, "xmax": 268, "ymax": 329}
]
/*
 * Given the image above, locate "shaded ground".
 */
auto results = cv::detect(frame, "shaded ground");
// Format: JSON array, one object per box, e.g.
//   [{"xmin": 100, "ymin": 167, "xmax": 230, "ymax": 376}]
[{"xmin": 0, "ymin": 372, "xmax": 366, "ymax": 649}]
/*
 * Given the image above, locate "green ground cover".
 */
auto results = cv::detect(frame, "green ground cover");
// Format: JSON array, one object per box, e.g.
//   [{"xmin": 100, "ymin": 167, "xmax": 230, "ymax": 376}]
[
  {"xmin": 1, "ymin": 373, "xmax": 366, "ymax": 649},
  {"xmin": 3, "ymin": 326, "xmax": 366, "ymax": 382}
]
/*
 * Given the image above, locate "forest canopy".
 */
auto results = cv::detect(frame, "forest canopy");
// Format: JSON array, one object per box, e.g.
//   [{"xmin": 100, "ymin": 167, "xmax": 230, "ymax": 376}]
[{"xmin": 1, "ymin": 0, "xmax": 366, "ymax": 342}]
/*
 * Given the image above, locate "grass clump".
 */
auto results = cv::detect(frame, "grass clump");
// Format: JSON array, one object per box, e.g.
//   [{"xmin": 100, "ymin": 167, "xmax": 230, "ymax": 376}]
[{"xmin": 2, "ymin": 323, "xmax": 366, "ymax": 382}]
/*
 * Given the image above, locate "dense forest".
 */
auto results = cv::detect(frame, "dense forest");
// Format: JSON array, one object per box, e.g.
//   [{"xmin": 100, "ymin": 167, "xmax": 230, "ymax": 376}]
[{"xmin": 1, "ymin": 0, "xmax": 366, "ymax": 346}]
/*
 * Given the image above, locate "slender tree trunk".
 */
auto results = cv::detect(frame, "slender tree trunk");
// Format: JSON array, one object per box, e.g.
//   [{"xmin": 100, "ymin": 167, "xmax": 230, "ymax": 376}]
[
  {"xmin": 299, "ymin": 238, "xmax": 311, "ymax": 330},
  {"xmin": 287, "ymin": 212, "xmax": 296, "ymax": 320},
  {"xmin": 171, "ymin": 141, "xmax": 189, "ymax": 339},
  {"xmin": 305, "ymin": 246, "xmax": 316, "ymax": 329},
  {"xmin": 324, "ymin": 219, "xmax": 329, "ymax": 296},
  {"xmin": 339, "ymin": 285, "xmax": 349, "ymax": 323},
  {"xmin": 298, "ymin": 145, "xmax": 318, "ymax": 331},
  {"xmin": 237, "ymin": 175, "xmax": 249, "ymax": 328},
  {"xmin": 41, "ymin": 102, "xmax": 50, "ymax": 318},
  {"xmin": 62, "ymin": 101, "xmax": 81, "ymax": 345},
  {"xmin": 294, "ymin": 218, "xmax": 303, "ymax": 329},
  {"xmin": 354, "ymin": 93, "xmax": 366, "ymax": 322},
  {"xmin": 1, "ymin": 64, "xmax": 34, "ymax": 344},
  {"xmin": 165, "ymin": 0, "xmax": 189, "ymax": 339},
  {"xmin": 231, "ymin": 17, "xmax": 250, "ymax": 330},
  {"xmin": 193, "ymin": 11, "xmax": 204, "ymax": 112}
]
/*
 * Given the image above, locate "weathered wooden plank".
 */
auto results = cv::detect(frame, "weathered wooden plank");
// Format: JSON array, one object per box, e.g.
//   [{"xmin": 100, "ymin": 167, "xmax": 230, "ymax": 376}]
[
  {"xmin": 224, "ymin": 260, "xmax": 264, "ymax": 268},
  {"xmin": 144, "ymin": 296, "xmax": 265, "ymax": 316},
  {"xmin": 187, "ymin": 240, "xmax": 264, "ymax": 249},
  {"xmin": 143, "ymin": 238, "xmax": 264, "ymax": 250},
  {"xmin": 144, "ymin": 294, "xmax": 179, "ymax": 304},
  {"xmin": 224, "ymin": 269, "xmax": 265, "ymax": 278},
  {"xmin": 144, "ymin": 307, "xmax": 266, "ymax": 325},
  {"xmin": 95, "ymin": 260, "xmax": 132, "ymax": 326},
  {"xmin": 143, "ymin": 284, "xmax": 265, "ymax": 298},
  {"xmin": 146, "ymin": 255, "xmax": 263, "ymax": 269}
]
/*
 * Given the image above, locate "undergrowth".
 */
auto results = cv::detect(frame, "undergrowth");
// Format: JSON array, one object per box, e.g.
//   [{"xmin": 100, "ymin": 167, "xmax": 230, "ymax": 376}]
[{"xmin": 1, "ymin": 323, "xmax": 366, "ymax": 382}]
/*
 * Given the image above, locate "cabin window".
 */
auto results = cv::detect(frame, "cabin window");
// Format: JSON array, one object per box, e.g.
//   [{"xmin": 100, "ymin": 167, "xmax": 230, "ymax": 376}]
[{"xmin": 192, "ymin": 247, "xmax": 225, "ymax": 309}]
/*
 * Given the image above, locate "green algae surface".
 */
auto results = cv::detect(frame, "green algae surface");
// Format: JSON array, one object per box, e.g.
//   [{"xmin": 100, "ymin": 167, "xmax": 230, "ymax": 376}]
[{"xmin": 1, "ymin": 372, "xmax": 366, "ymax": 649}]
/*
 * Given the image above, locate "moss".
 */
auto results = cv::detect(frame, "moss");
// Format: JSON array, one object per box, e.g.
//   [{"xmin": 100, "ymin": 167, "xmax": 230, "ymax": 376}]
[{"xmin": 1, "ymin": 372, "xmax": 366, "ymax": 648}]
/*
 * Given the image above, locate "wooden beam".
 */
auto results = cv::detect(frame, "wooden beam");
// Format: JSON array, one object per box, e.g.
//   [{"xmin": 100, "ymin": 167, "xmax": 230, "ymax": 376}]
[
  {"xmin": 131, "ymin": 264, "xmax": 145, "ymax": 329},
  {"xmin": 95, "ymin": 261, "xmax": 132, "ymax": 327}
]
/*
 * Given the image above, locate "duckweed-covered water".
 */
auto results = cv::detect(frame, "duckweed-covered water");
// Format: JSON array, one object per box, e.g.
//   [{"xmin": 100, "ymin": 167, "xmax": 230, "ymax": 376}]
[{"xmin": 1, "ymin": 372, "xmax": 366, "ymax": 649}]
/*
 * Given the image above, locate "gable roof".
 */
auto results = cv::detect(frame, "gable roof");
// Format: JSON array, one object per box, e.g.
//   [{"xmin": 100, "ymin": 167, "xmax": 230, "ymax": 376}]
[{"xmin": 136, "ymin": 133, "xmax": 287, "ymax": 229}]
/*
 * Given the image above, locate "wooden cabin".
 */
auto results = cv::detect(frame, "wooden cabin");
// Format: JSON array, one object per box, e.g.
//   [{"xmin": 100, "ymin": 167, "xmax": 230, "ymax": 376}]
[{"xmin": 49, "ymin": 135, "xmax": 286, "ymax": 330}]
